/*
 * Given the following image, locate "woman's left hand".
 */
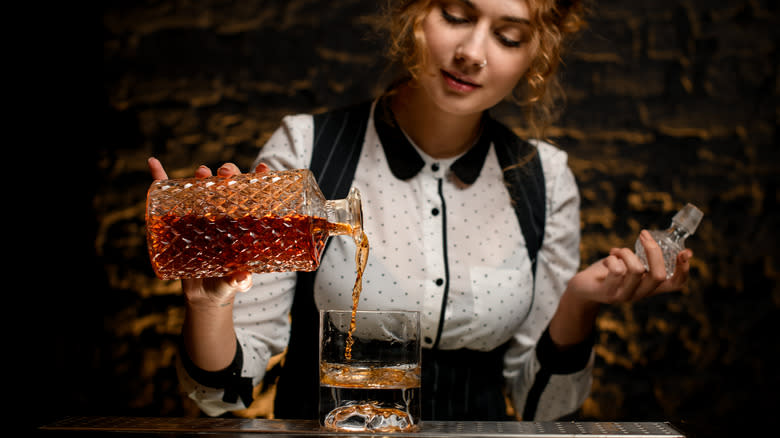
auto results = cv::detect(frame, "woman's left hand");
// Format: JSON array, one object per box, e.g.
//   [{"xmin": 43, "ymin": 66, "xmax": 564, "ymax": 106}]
[{"xmin": 568, "ymin": 230, "xmax": 693, "ymax": 305}]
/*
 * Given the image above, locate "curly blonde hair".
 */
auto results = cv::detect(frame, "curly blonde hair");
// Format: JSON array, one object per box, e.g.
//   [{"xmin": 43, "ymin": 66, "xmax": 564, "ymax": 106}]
[{"xmin": 380, "ymin": 0, "xmax": 587, "ymax": 138}]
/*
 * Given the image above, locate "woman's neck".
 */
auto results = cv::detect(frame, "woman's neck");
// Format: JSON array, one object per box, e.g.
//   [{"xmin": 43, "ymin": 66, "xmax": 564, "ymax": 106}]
[{"xmin": 389, "ymin": 83, "xmax": 484, "ymax": 159}]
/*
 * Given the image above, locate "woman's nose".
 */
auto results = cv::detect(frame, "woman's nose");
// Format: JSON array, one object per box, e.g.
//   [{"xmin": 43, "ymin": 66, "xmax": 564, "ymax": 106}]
[{"xmin": 455, "ymin": 24, "xmax": 488, "ymax": 68}]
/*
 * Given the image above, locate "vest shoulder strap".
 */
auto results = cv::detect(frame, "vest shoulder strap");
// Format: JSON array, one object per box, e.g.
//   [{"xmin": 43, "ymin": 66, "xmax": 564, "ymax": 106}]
[
  {"xmin": 489, "ymin": 118, "xmax": 546, "ymax": 269},
  {"xmin": 309, "ymin": 101, "xmax": 373, "ymax": 200}
]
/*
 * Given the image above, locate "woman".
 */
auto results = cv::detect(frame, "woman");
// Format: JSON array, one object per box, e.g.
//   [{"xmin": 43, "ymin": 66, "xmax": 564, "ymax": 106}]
[{"xmin": 149, "ymin": 0, "xmax": 692, "ymax": 421}]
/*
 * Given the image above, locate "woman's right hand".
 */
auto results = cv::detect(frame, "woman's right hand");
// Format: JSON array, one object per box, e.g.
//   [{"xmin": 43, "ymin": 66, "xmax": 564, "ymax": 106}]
[{"xmin": 146, "ymin": 157, "xmax": 268, "ymax": 308}]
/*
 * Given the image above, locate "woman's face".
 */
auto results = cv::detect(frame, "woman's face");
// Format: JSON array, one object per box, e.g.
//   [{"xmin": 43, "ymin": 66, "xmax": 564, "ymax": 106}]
[{"xmin": 417, "ymin": 0, "xmax": 538, "ymax": 116}]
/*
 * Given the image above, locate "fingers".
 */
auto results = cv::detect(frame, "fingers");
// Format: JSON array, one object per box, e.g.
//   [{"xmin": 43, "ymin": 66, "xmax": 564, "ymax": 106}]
[
  {"xmin": 631, "ymin": 230, "xmax": 670, "ymax": 298},
  {"xmin": 217, "ymin": 162, "xmax": 242, "ymax": 177},
  {"xmin": 606, "ymin": 232, "xmax": 668, "ymax": 302},
  {"xmin": 605, "ymin": 231, "xmax": 693, "ymax": 304},
  {"xmin": 194, "ymin": 165, "xmax": 213, "ymax": 179},
  {"xmin": 202, "ymin": 272, "xmax": 253, "ymax": 296},
  {"xmin": 656, "ymin": 249, "xmax": 692, "ymax": 294},
  {"xmin": 608, "ymin": 247, "xmax": 646, "ymax": 300},
  {"xmin": 595, "ymin": 231, "xmax": 695, "ymax": 307},
  {"xmin": 638, "ymin": 230, "xmax": 667, "ymax": 282},
  {"xmin": 148, "ymin": 157, "xmax": 169, "ymax": 181},
  {"xmin": 227, "ymin": 271, "xmax": 253, "ymax": 292},
  {"xmin": 150, "ymin": 158, "xmax": 246, "ymax": 181},
  {"xmin": 254, "ymin": 162, "xmax": 269, "ymax": 173},
  {"xmin": 183, "ymin": 272, "xmax": 253, "ymax": 307},
  {"xmin": 600, "ymin": 255, "xmax": 627, "ymax": 303},
  {"xmin": 195, "ymin": 162, "xmax": 242, "ymax": 179}
]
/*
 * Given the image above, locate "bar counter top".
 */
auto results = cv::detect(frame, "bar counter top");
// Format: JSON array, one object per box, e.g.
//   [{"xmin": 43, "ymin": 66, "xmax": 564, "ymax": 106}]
[{"xmin": 39, "ymin": 416, "xmax": 687, "ymax": 437}]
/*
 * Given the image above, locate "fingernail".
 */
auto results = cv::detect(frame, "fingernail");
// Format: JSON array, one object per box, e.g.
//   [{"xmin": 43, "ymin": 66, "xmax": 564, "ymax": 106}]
[
  {"xmin": 236, "ymin": 273, "xmax": 252, "ymax": 291},
  {"xmin": 217, "ymin": 165, "xmax": 231, "ymax": 176}
]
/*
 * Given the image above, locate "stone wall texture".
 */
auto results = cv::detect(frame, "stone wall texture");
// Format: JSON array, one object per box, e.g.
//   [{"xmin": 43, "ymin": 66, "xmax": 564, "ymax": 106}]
[{"xmin": 38, "ymin": 1, "xmax": 780, "ymax": 437}]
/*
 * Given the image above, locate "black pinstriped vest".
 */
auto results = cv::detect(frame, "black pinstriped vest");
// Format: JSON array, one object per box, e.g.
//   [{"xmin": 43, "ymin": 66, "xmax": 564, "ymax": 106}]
[{"xmin": 272, "ymin": 99, "xmax": 546, "ymax": 421}]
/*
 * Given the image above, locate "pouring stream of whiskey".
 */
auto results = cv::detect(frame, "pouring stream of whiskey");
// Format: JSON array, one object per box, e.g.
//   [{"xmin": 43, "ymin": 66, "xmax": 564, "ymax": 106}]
[{"xmin": 344, "ymin": 229, "xmax": 369, "ymax": 361}]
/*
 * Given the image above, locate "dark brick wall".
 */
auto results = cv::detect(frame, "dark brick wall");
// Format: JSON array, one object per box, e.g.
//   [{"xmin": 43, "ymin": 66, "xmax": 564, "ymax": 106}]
[{"xmin": 38, "ymin": 1, "xmax": 779, "ymax": 436}]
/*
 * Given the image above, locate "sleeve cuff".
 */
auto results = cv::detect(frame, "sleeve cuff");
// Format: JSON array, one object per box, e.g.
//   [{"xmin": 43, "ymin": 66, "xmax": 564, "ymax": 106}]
[
  {"xmin": 178, "ymin": 336, "xmax": 254, "ymax": 407},
  {"xmin": 535, "ymin": 326, "xmax": 595, "ymax": 374}
]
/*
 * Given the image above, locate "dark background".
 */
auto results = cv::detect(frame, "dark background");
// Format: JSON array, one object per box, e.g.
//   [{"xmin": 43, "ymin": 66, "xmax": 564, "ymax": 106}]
[{"xmin": 34, "ymin": 1, "xmax": 779, "ymax": 437}]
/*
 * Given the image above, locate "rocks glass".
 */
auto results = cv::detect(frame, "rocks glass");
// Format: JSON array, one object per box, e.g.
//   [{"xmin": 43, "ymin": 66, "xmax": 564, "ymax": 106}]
[{"xmin": 319, "ymin": 310, "xmax": 421, "ymax": 432}]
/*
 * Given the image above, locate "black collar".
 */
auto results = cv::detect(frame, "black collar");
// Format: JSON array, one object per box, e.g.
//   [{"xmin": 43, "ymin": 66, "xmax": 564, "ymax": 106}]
[{"xmin": 374, "ymin": 98, "xmax": 493, "ymax": 185}]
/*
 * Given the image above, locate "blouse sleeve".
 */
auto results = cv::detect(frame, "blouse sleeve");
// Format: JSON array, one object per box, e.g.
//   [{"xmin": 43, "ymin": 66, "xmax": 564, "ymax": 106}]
[
  {"xmin": 502, "ymin": 141, "xmax": 594, "ymax": 420},
  {"xmin": 176, "ymin": 113, "xmax": 315, "ymax": 416}
]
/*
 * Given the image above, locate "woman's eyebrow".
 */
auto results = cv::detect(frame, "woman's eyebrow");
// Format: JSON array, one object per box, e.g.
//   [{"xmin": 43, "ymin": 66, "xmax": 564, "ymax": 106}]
[
  {"xmin": 456, "ymin": 0, "xmax": 531, "ymax": 25},
  {"xmin": 501, "ymin": 16, "xmax": 531, "ymax": 25},
  {"xmin": 457, "ymin": 0, "xmax": 477, "ymax": 10}
]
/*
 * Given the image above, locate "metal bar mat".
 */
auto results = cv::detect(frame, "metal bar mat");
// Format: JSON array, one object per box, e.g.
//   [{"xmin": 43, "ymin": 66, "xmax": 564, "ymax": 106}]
[{"xmin": 41, "ymin": 416, "xmax": 686, "ymax": 437}]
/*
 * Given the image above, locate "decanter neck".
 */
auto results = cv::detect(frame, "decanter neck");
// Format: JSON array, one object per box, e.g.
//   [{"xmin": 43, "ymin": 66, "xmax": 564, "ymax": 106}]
[
  {"xmin": 667, "ymin": 224, "xmax": 691, "ymax": 244},
  {"xmin": 325, "ymin": 187, "xmax": 364, "ymax": 240}
]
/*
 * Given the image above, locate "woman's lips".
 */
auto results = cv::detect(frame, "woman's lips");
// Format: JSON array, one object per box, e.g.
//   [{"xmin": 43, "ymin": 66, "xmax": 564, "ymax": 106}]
[{"xmin": 442, "ymin": 70, "xmax": 481, "ymax": 92}]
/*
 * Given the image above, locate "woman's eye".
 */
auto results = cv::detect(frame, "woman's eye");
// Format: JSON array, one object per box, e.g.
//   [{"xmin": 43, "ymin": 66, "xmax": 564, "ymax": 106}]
[
  {"xmin": 496, "ymin": 32, "xmax": 522, "ymax": 48},
  {"xmin": 495, "ymin": 27, "xmax": 531, "ymax": 48},
  {"xmin": 441, "ymin": 7, "xmax": 469, "ymax": 24}
]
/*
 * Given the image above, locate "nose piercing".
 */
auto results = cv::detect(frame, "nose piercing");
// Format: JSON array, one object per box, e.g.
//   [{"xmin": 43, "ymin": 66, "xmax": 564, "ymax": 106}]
[{"xmin": 478, "ymin": 59, "xmax": 487, "ymax": 68}]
